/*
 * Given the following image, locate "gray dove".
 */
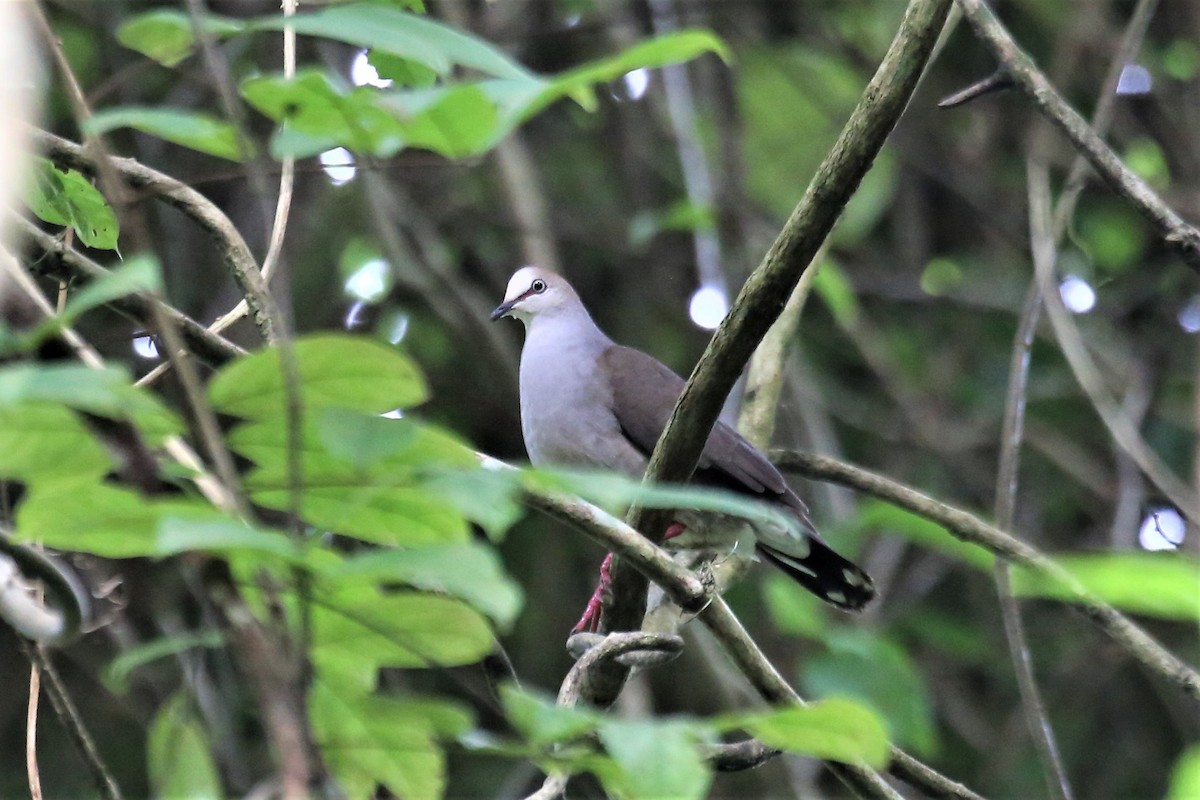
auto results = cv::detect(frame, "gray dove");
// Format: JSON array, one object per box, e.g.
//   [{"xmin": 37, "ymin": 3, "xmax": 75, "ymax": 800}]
[{"xmin": 491, "ymin": 266, "xmax": 874, "ymax": 632}]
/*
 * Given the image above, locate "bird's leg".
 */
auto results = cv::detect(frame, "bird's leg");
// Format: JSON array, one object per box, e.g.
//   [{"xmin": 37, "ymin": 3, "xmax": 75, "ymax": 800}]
[
  {"xmin": 571, "ymin": 522, "xmax": 688, "ymax": 634},
  {"xmin": 571, "ymin": 552, "xmax": 613, "ymax": 634}
]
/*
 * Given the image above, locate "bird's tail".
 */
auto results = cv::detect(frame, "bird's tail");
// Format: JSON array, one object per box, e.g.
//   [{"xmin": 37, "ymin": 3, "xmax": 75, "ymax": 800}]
[{"xmin": 756, "ymin": 538, "xmax": 874, "ymax": 611}]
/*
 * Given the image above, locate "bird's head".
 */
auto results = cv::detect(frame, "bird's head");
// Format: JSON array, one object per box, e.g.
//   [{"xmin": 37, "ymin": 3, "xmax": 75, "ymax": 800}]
[{"xmin": 490, "ymin": 266, "xmax": 576, "ymax": 324}]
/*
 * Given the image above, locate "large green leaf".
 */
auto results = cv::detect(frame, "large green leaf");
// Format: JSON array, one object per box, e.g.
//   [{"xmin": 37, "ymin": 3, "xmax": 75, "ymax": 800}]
[
  {"xmin": 1011, "ymin": 552, "xmax": 1200, "ymax": 621},
  {"xmin": 208, "ymin": 333, "xmax": 427, "ymax": 419},
  {"xmin": 327, "ymin": 543, "xmax": 523, "ymax": 628},
  {"xmin": 24, "ymin": 158, "xmax": 119, "ymax": 250},
  {"xmin": 0, "ymin": 405, "xmax": 112, "ymax": 482},
  {"xmin": 1168, "ymin": 744, "xmax": 1200, "ymax": 800},
  {"xmin": 596, "ymin": 719, "xmax": 713, "ymax": 800},
  {"xmin": 85, "ymin": 107, "xmax": 247, "ymax": 161},
  {"xmin": 116, "ymin": 9, "xmax": 242, "ymax": 67},
  {"xmin": 104, "ymin": 630, "xmax": 224, "ymax": 695},
  {"xmin": 0, "ymin": 363, "xmax": 182, "ymax": 437},
  {"xmin": 716, "ymin": 697, "xmax": 891, "ymax": 768},
  {"xmin": 16, "ymin": 256, "xmax": 163, "ymax": 353},
  {"xmin": 312, "ymin": 587, "xmax": 493, "ymax": 668},
  {"xmin": 799, "ymin": 630, "xmax": 936, "ymax": 757},
  {"xmin": 14, "ymin": 483, "xmax": 228, "ymax": 558},
  {"xmin": 853, "ymin": 500, "xmax": 994, "ymax": 570},
  {"xmin": 147, "ymin": 692, "xmax": 224, "ymax": 800},
  {"xmin": 310, "ymin": 679, "xmax": 447, "ymax": 800},
  {"xmin": 250, "ymin": 3, "xmax": 531, "ymax": 80},
  {"xmin": 500, "ymin": 685, "xmax": 599, "ymax": 747}
]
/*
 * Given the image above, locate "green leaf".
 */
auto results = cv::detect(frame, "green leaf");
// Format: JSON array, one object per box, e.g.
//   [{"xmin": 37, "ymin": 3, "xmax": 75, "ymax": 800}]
[
  {"xmin": 919, "ymin": 257, "xmax": 964, "ymax": 297},
  {"xmin": 0, "ymin": 364, "xmax": 182, "ymax": 437},
  {"xmin": 85, "ymin": 107, "xmax": 247, "ymax": 161},
  {"xmin": 380, "ymin": 84, "xmax": 500, "ymax": 157},
  {"xmin": 812, "ymin": 258, "xmax": 860, "ymax": 327},
  {"xmin": 762, "ymin": 572, "xmax": 827, "ymax": 639},
  {"xmin": 155, "ymin": 516, "xmax": 304, "ymax": 563},
  {"xmin": 0, "ymin": 405, "xmax": 112, "ymax": 482},
  {"xmin": 116, "ymin": 9, "xmax": 243, "ymax": 67},
  {"xmin": 370, "ymin": 51, "xmax": 437, "ymax": 88},
  {"xmin": 249, "ymin": 3, "xmax": 532, "ymax": 80},
  {"xmin": 326, "ymin": 543, "xmax": 523, "ymax": 628},
  {"xmin": 313, "ymin": 588, "xmax": 494, "ymax": 668},
  {"xmin": 716, "ymin": 697, "xmax": 890, "ymax": 768},
  {"xmin": 19, "ymin": 256, "xmax": 163, "ymax": 352},
  {"xmin": 241, "ymin": 70, "xmax": 409, "ymax": 159},
  {"xmin": 1010, "ymin": 552, "xmax": 1200, "ymax": 621},
  {"xmin": 147, "ymin": 692, "xmax": 224, "ymax": 800},
  {"xmin": 208, "ymin": 333, "xmax": 427, "ymax": 419},
  {"xmin": 597, "ymin": 719, "xmax": 713, "ymax": 800},
  {"xmin": 24, "ymin": 157, "xmax": 119, "ymax": 249},
  {"xmin": 799, "ymin": 630, "xmax": 937, "ymax": 757},
  {"xmin": 104, "ymin": 630, "xmax": 224, "ymax": 695},
  {"xmin": 854, "ymin": 500, "xmax": 994, "ymax": 570},
  {"xmin": 316, "ymin": 406, "xmax": 419, "ymax": 469},
  {"xmin": 1167, "ymin": 744, "xmax": 1200, "ymax": 800},
  {"xmin": 311, "ymin": 678, "xmax": 446, "ymax": 800},
  {"xmin": 501, "ymin": 684, "xmax": 599, "ymax": 746},
  {"xmin": 14, "ymin": 483, "xmax": 227, "ymax": 558}
]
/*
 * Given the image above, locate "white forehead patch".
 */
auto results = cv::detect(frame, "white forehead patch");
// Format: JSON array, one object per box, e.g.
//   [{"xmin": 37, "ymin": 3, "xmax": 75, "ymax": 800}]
[{"xmin": 504, "ymin": 265, "xmax": 545, "ymax": 302}]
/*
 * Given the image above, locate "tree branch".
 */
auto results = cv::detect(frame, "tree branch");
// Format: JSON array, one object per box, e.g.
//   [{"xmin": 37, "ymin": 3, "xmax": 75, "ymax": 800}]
[
  {"xmin": 773, "ymin": 450, "xmax": 1200, "ymax": 701},
  {"xmin": 595, "ymin": 0, "xmax": 954, "ymax": 706},
  {"xmin": 952, "ymin": 0, "xmax": 1200, "ymax": 271}
]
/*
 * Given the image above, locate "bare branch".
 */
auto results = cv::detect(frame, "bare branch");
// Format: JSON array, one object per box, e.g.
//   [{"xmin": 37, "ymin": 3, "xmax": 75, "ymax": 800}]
[
  {"xmin": 953, "ymin": 0, "xmax": 1200, "ymax": 271},
  {"xmin": 773, "ymin": 449, "xmax": 1200, "ymax": 701}
]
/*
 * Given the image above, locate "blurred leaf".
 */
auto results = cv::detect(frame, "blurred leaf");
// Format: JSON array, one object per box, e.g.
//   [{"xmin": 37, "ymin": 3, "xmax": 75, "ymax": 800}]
[
  {"xmin": 1078, "ymin": 204, "xmax": 1148, "ymax": 273},
  {"xmin": 418, "ymin": 465, "xmax": 525, "ymax": 540},
  {"xmin": 326, "ymin": 542, "xmax": 524, "ymax": 628},
  {"xmin": 1011, "ymin": 552, "xmax": 1200, "ymax": 621},
  {"xmin": 155, "ymin": 516, "xmax": 304, "ymax": 562},
  {"xmin": 312, "ymin": 588, "xmax": 493, "ymax": 668},
  {"xmin": 763, "ymin": 571, "xmax": 827, "ymax": 639},
  {"xmin": 501, "ymin": 684, "xmax": 599, "ymax": 746},
  {"xmin": 104, "ymin": 631, "xmax": 224, "ymax": 695},
  {"xmin": 86, "ymin": 107, "xmax": 247, "ymax": 161},
  {"xmin": 380, "ymin": 84, "xmax": 499, "ymax": 157},
  {"xmin": 799, "ymin": 630, "xmax": 937, "ymax": 757},
  {"xmin": 716, "ymin": 696, "xmax": 891, "ymax": 767},
  {"xmin": 920, "ymin": 257, "xmax": 964, "ymax": 297},
  {"xmin": 628, "ymin": 201, "xmax": 714, "ymax": 249},
  {"xmin": 833, "ymin": 153, "xmax": 897, "ymax": 245},
  {"xmin": 24, "ymin": 158, "xmax": 119, "ymax": 249},
  {"xmin": 316, "ymin": 406, "xmax": 419, "ymax": 469},
  {"xmin": 0, "ymin": 363, "xmax": 182, "ymax": 436},
  {"xmin": 1167, "ymin": 744, "xmax": 1200, "ymax": 800},
  {"xmin": 854, "ymin": 500, "xmax": 994, "ymax": 570},
  {"xmin": 813, "ymin": 258, "xmax": 860, "ymax": 327},
  {"xmin": 116, "ymin": 9, "xmax": 242, "ymax": 67},
  {"xmin": 14, "ymin": 483, "xmax": 227, "ymax": 558},
  {"xmin": 147, "ymin": 692, "xmax": 223, "ymax": 800},
  {"xmin": 208, "ymin": 333, "xmax": 427, "ymax": 419},
  {"xmin": 1122, "ymin": 137, "xmax": 1170, "ymax": 190},
  {"xmin": 0, "ymin": 405, "xmax": 112, "ymax": 481},
  {"xmin": 311, "ymin": 678, "xmax": 445, "ymax": 800},
  {"xmin": 241, "ymin": 70, "xmax": 408, "ymax": 159},
  {"xmin": 19, "ymin": 256, "xmax": 162, "ymax": 351},
  {"xmin": 597, "ymin": 719, "xmax": 713, "ymax": 800},
  {"xmin": 370, "ymin": 50, "xmax": 437, "ymax": 88},
  {"xmin": 1162, "ymin": 39, "xmax": 1200, "ymax": 82},
  {"xmin": 250, "ymin": 3, "xmax": 533, "ymax": 80}
]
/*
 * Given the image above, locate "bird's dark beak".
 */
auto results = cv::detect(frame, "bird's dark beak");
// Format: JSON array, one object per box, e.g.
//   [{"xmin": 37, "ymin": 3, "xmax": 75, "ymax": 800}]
[{"xmin": 490, "ymin": 300, "xmax": 515, "ymax": 321}]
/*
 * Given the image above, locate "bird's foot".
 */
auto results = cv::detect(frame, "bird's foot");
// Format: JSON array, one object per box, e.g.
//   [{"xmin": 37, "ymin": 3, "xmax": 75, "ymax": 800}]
[
  {"xmin": 664, "ymin": 522, "xmax": 686, "ymax": 540},
  {"xmin": 571, "ymin": 552, "xmax": 614, "ymax": 634}
]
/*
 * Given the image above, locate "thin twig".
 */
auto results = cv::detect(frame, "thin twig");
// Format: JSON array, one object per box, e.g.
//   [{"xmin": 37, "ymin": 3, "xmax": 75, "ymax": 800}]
[
  {"xmin": 991, "ymin": 277, "xmax": 1072, "ymax": 800},
  {"xmin": 773, "ymin": 449, "xmax": 1200, "ymax": 701},
  {"xmin": 953, "ymin": 0, "xmax": 1200, "ymax": 270},
  {"xmin": 17, "ymin": 639, "xmax": 123, "ymax": 800},
  {"xmin": 26, "ymin": 649, "xmax": 42, "ymax": 800}
]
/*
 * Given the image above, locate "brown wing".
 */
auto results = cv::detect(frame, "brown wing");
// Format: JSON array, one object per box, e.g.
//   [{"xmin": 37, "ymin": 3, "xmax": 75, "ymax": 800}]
[{"xmin": 600, "ymin": 345, "xmax": 813, "ymax": 522}]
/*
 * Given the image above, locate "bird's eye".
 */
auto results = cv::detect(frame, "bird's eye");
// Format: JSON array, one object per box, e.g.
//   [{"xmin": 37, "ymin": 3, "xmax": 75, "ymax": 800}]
[{"xmin": 532, "ymin": 279, "xmax": 547, "ymax": 294}]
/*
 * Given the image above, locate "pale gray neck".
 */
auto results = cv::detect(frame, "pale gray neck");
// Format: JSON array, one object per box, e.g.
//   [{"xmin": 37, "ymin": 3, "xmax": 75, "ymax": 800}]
[{"xmin": 522, "ymin": 301, "xmax": 610, "ymax": 355}]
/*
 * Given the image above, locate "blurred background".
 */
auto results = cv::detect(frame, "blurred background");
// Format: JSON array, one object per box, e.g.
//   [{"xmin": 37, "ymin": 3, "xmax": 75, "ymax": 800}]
[{"xmin": 4, "ymin": 0, "xmax": 1199, "ymax": 797}]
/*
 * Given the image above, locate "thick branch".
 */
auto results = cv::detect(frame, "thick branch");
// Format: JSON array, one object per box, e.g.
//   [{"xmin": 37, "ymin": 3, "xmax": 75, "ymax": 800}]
[
  {"xmin": 953, "ymin": 0, "xmax": 1200, "ymax": 271},
  {"xmin": 773, "ymin": 450, "xmax": 1200, "ymax": 701},
  {"xmin": 595, "ymin": 0, "xmax": 954, "ymax": 703}
]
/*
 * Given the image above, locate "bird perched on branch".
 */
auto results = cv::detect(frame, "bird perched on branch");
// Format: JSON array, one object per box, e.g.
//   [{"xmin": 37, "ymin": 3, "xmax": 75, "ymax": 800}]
[{"xmin": 491, "ymin": 266, "xmax": 873, "ymax": 632}]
